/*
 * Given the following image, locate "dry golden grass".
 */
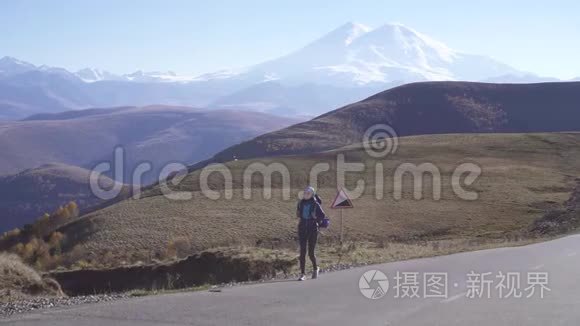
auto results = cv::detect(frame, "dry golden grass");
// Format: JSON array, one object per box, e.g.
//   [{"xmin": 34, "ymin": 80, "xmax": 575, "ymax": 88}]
[
  {"xmin": 315, "ymin": 237, "xmax": 540, "ymax": 270},
  {"xmin": 55, "ymin": 133, "xmax": 580, "ymax": 266},
  {"xmin": 0, "ymin": 253, "xmax": 63, "ymax": 301}
]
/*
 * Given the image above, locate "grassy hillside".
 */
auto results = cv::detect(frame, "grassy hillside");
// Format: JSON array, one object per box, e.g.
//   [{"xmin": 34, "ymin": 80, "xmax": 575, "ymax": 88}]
[
  {"xmin": 213, "ymin": 81, "xmax": 580, "ymax": 162},
  {"xmin": 0, "ymin": 163, "xmax": 127, "ymax": 232},
  {"xmin": 48, "ymin": 132, "xmax": 580, "ymax": 266}
]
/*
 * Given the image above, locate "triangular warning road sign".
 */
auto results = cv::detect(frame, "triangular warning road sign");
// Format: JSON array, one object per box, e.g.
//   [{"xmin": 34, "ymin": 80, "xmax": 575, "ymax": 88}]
[{"xmin": 331, "ymin": 188, "xmax": 353, "ymax": 209}]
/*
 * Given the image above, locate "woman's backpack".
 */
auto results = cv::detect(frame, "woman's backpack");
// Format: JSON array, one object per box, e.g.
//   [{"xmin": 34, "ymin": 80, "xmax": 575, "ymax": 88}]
[
  {"xmin": 314, "ymin": 194, "xmax": 330, "ymax": 228},
  {"xmin": 319, "ymin": 217, "xmax": 330, "ymax": 228}
]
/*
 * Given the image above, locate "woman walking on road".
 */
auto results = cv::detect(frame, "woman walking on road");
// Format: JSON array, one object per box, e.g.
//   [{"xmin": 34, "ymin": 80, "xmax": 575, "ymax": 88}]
[{"xmin": 296, "ymin": 186, "xmax": 325, "ymax": 281}]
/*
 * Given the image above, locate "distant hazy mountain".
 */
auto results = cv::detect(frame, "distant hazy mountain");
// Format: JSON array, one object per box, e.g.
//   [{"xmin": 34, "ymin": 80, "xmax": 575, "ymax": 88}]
[
  {"xmin": 75, "ymin": 68, "xmax": 199, "ymax": 83},
  {"xmin": 0, "ymin": 106, "xmax": 301, "ymax": 184},
  {"xmin": 121, "ymin": 70, "xmax": 199, "ymax": 83},
  {"xmin": 75, "ymin": 68, "xmax": 123, "ymax": 83},
  {"xmin": 0, "ymin": 67, "xmax": 88, "ymax": 120},
  {"xmin": 0, "ymin": 64, "xmax": 242, "ymax": 119},
  {"xmin": 0, "ymin": 57, "xmax": 36, "ymax": 77},
  {"xmin": 0, "ymin": 22, "xmax": 562, "ymax": 119}
]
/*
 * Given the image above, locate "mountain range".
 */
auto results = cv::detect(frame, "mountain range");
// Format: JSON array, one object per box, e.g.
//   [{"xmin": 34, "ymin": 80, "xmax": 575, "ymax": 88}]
[
  {"xmin": 6, "ymin": 80, "xmax": 580, "ymax": 233},
  {"xmin": 0, "ymin": 23, "xmax": 566, "ymax": 120},
  {"xmin": 28, "ymin": 79, "xmax": 580, "ymax": 266},
  {"xmin": 2, "ymin": 80, "xmax": 580, "ymax": 263}
]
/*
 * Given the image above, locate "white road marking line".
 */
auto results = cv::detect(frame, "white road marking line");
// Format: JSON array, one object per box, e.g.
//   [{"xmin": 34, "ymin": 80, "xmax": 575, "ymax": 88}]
[
  {"xmin": 567, "ymin": 252, "xmax": 577, "ymax": 257},
  {"xmin": 531, "ymin": 264, "xmax": 545, "ymax": 270},
  {"xmin": 441, "ymin": 292, "xmax": 467, "ymax": 303}
]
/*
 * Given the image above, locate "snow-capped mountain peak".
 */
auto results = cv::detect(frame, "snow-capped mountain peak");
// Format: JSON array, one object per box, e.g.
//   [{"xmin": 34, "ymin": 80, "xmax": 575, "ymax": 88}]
[
  {"xmin": 217, "ymin": 22, "xmax": 524, "ymax": 86},
  {"xmin": 375, "ymin": 23, "xmax": 458, "ymax": 62},
  {"xmin": 0, "ymin": 56, "xmax": 34, "ymax": 67},
  {"xmin": 38, "ymin": 65, "xmax": 78, "ymax": 75},
  {"xmin": 334, "ymin": 22, "xmax": 461, "ymax": 82},
  {"xmin": 123, "ymin": 70, "xmax": 194, "ymax": 82},
  {"xmin": 73, "ymin": 68, "xmax": 193, "ymax": 83},
  {"xmin": 0, "ymin": 56, "xmax": 36, "ymax": 76},
  {"xmin": 75, "ymin": 68, "xmax": 121, "ymax": 82},
  {"xmin": 343, "ymin": 22, "xmax": 372, "ymax": 45}
]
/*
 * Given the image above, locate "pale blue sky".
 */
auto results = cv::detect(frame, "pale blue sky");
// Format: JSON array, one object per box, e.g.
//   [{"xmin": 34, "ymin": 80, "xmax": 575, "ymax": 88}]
[{"xmin": 1, "ymin": 0, "xmax": 579, "ymax": 78}]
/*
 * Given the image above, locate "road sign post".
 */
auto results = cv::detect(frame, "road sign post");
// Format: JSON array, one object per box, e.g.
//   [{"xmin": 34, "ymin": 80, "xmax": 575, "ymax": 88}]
[
  {"xmin": 340, "ymin": 209, "xmax": 343, "ymax": 245},
  {"xmin": 330, "ymin": 188, "xmax": 353, "ymax": 244}
]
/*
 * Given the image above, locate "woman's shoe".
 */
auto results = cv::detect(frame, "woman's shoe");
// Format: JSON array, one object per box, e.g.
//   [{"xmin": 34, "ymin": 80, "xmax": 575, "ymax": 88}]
[
  {"xmin": 312, "ymin": 267, "xmax": 320, "ymax": 279},
  {"xmin": 298, "ymin": 274, "xmax": 306, "ymax": 281}
]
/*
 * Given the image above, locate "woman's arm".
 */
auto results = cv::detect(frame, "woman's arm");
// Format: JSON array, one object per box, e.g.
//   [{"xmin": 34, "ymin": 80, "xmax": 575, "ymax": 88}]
[
  {"xmin": 296, "ymin": 201, "xmax": 301, "ymax": 218},
  {"xmin": 314, "ymin": 202, "xmax": 326, "ymax": 222}
]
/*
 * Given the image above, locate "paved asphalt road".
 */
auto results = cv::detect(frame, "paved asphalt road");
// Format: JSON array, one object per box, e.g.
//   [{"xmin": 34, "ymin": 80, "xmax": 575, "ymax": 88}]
[{"xmin": 4, "ymin": 235, "xmax": 580, "ymax": 326}]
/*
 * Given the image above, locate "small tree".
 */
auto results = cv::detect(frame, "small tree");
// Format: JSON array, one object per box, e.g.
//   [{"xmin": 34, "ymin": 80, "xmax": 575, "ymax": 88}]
[
  {"xmin": 165, "ymin": 240, "xmax": 177, "ymax": 259},
  {"xmin": 32, "ymin": 214, "xmax": 50, "ymax": 237},
  {"xmin": 173, "ymin": 238, "xmax": 191, "ymax": 258},
  {"xmin": 3, "ymin": 228, "xmax": 21, "ymax": 238},
  {"xmin": 22, "ymin": 238, "xmax": 39, "ymax": 260},
  {"xmin": 67, "ymin": 245, "xmax": 87, "ymax": 264},
  {"xmin": 48, "ymin": 232, "xmax": 65, "ymax": 256},
  {"xmin": 165, "ymin": 238, "xmax": 191, "ymax": 259},
  {"xmin": 66, "ymin": 202, "xmax": 79, "ymax": 218},
  {"xmin": 11, "ymin": 243, "xmax": 25, "ymax": 256}
]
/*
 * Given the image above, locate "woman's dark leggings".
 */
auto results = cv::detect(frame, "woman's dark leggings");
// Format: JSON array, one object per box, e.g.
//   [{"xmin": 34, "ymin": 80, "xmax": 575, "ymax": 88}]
[{"xmin": 298, "ymin": 220, "xmax": 318, "ymax": 274}]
